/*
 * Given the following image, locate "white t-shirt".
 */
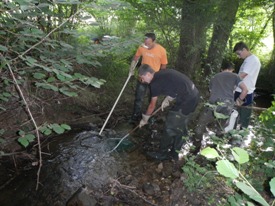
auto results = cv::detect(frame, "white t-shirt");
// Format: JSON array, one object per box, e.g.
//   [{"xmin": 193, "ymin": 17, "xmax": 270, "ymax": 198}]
[{"xmin": 235, "ymin": 54, "xmax": 261, "ymax": 94}]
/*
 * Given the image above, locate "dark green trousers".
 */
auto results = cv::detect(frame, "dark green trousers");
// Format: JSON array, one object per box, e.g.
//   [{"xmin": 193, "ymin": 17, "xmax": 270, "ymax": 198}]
[{"xmin": 160, "ymin": 110, "xmax": 190, "ymax": 158}]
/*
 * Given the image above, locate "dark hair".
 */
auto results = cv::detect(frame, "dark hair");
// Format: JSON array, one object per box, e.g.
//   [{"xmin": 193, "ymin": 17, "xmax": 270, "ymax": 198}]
[
  {"xmin": 221, "ymin": 61, "xmax": 235, "ymax": 71},
  {"xmin": 233, "ymin": 41, "xmax": 249, "ymax": 52},
  {"xmin": 138, "ymin": 64, "xmax": 155, "ymax": 76},
  {"xmin": 145, "ymin": 33, "xmax": 156, "ymax": 41}
]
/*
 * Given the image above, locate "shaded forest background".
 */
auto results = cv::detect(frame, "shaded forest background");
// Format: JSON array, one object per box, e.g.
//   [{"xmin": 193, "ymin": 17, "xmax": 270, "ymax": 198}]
[
  {"xmin": 0, "ymin": 1, "xmax": 275, "ymax": 205},
  {"xmin": 0, "ymin": 0, "xmax": 274, "ymax": 150}
]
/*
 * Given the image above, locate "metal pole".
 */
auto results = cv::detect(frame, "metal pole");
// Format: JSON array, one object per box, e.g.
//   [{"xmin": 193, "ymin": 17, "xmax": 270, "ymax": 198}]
[
  {"xmin": 99, "ymin": 61, "xmax": 139, "ymax": 135},
  {"xmin": 99, "ymin": 75, "xmax": 132, "ymax": 135}
]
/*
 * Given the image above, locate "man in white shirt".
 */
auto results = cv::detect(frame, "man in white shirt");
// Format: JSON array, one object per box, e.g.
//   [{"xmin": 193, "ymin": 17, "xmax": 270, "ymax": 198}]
[{"xmin": 233, "ymin": 42, "xmax": 261, "ymax": 128}]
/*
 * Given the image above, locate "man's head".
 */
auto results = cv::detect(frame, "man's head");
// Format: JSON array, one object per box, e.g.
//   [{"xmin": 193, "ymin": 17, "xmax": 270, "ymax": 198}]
[
  {"xmin": 144, "ymin": 32, "xmax": 156, "ymax": 49},
  {"xmin": 233, "ymin": 41, "xmax": 251, "ymax": 59},
  {"xmin": 138, "ymin": 64, "xmax": 155, "ymax": 84},
  {"xmin": 221, "ymin": 61, "xmax": 235, "ymax": 72}
]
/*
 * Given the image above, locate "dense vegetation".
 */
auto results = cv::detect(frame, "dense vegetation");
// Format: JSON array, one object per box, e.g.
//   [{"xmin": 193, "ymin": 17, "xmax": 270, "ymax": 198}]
[{"xmin": 0, "ymin": 0, "xmax": 274, "ymax": 204}]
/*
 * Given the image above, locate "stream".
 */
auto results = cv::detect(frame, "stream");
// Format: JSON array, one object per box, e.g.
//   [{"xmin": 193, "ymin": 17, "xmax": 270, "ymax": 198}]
[
  {"xmin": 0, "ymin": 125, "xmax": 143, "ymax": 206},
  {"xmin": 0, "ymin": 93, "xmax": 273, "ymax": 206}
]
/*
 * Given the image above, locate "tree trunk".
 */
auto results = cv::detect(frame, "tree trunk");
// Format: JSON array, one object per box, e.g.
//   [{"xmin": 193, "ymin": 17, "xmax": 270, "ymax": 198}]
[
  {"xmin": 268, "ymin": 3, "xmax": 275, "ymax": 90},
  {"xmin": 205, "ymin": 0, "xmax": 240, "ymax": 75},
  {"xmin": 176, "ymin": 0, "xmax": 215, "ymax": 79}
]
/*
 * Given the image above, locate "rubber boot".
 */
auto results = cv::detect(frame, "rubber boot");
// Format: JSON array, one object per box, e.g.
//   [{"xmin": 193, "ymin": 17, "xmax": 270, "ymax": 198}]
[
  {"xmin": 129, "ymin": 81, "xmax": 148, "ymax": 123},
  {"xmin": 170, "ymin": 113, "xmax": 189, "ymax": 160},
  {"xmin": 146, "ymin": 132, "xmax": 173, "ymax": 161}
]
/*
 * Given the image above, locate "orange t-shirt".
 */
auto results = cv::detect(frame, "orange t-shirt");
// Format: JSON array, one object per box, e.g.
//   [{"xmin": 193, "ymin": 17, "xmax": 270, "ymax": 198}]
[{"xmin": 135, "ymin": 44, "xmax": 168, "ymax": 72}]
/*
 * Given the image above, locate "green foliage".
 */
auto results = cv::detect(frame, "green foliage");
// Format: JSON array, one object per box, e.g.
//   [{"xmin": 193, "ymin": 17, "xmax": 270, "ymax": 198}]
[
  {"xmin": 17, "ymin": 123, "xmax": 71, "ymax": 147},
  {"xmin": 0, "ymin": 0, "xmax": 107, "ymax": 107},
  {"xmin": 205, "ymin": 102, "xmax": 230, "ymax": 131},
  {"xmin": 39, "ymin": 123, "xmax": 71, "ymax": 136},
  {"xmin": 17, "ymin": 130, "xmax": 36, "ymax": 148},
  {"xmin": 201, "ymin": 146, "xmax": 273, "ymax": 206},
  {"xmin": 181, "ymin": 156, "xmax": 214, "ymax": 192},
  {"xmin": 259, "ymin": 96, "xmax": 275, "ymax": 132}
]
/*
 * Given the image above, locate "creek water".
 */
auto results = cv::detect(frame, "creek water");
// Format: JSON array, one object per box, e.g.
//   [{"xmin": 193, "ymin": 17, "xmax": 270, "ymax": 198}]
[{"xmin": 0, "ymin": 126, "xmax": 139, "ymax": 206}]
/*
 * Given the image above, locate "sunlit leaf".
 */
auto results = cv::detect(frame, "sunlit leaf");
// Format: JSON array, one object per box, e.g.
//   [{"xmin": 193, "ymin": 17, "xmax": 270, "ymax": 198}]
[
  {"xmin": 56, "ymin": 74, "xmax": 66, "ymax": 81},
  {"xmin": 59, "ymin": 41, "xmax": 74, "ymax": 49},
  {"xmin": 231, "ymin": 147, "xmax": 249, "ymax": 164},
  {"xmin": 33, "ymin": 73, "xmax": 46, "ymax": 79},
  {"xmin": 0, "ymin": 95, "xmax": 8, "ymax": 102},
  {"xmin": 34, "ymin": 63, "xmax": 52, "ymax": 72},
  {"xmin": 73, "ymin": 73, "xmax": 84, "ymax": 78},
  {"xmin": 39, "ymin": 126, "xmax": 52, "ymax": 136},
  {"xmin": 0, "ymin": 45, "xmax": 8, "ymax": 52},
  {"xmin": 2, "ymin": 92, "xmax": 11, "ymax": 97},
  {"xmin": 200, "ymin": 147, "xmax": 220, "ymax": 159},
  {"xmin": 45, "ymin": 128, "xmax": 52, "ymax": 135},
  {"xmin": 47, "ymin": 77, "xmax": 56, "ymax": 83},
  {"xmin": 18, "ymin": 130, "xmax": 25, "ymax": 136},
  {"xmin": 214, "ymin": 111, "xmax": 229, "ymax": 119},
  {"xmin": 25, "ymin": 134, "xmax": 35, "ymax": 142},
  {"xmin": 0, "ymin": 106, "xmax": 6, "ymax": 111},
  {"xmin": 270, "ymin": 177, "xmax": 275, "ymax": 197},
  {"xmin": 61, "ymin": 124, "xmax": 71, "ymax": 130},
  {"xmin": 25, "ymin": 56, "xmax": 37, "ymax": 66},
  {"xmin": 18, "ymin": 137, "xmax": 29, "ymax": 147},
  {"xmin": 35, "ymin": 82, "xmax": 59, "ymax": 91},
  {"xmin": 59, "ymin": 87, "xmax": 78, "ymax": 97},
  {"xmin": 216, "ymin": 160, "xmax": 239, "ymax": 179},
  {"xmin": 0, "ymin": 129, "xmax": 5, "ymax": 135},
  {"xmin": 236, "ymin": 182, "xmax": 269, "ymax": 206},
  {"xmin": 51, "ymin": 124, "xmax": 65, "ymax": 134}
]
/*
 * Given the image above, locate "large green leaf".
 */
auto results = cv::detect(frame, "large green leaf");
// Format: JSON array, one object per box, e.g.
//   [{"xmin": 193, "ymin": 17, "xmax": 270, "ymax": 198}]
[
  {"xmin": 214, "ymin": 111, "xmax": 229, "ymax": 119},
  {"xmin": 33, "ymin": 73, "xmax": 46, "ymax": 80},
  {"xmin": 51, "ymin": 124, "xmax": 65, "ymax": 134},
  {"xmin": 236, "ymin": 182, "xmax": 269, "ymax": 206},
  {"xmin": 25, "ymin": 56, "xmax": 37, "ymax": 67},
  {"xmin": 0, "ymin": 45, "xmax": 8, "ymax": 52},
  {"xmin": 18, "ymin": 137, "xmax": 29, "ymax": 148},
  {"xmin": 56, "ymin": 74, "xmax": 67, "ymax": 81},
  {"xmin": 270, "ymin": 177, "xmax": 275, "ymax": 197},
  {"xmin": 61, "ymin": 124, "xmax": 71, "ymax": 130},
  {"xmin": 200, "ymin": 147, "xmax": 220, "ymax": 159},
  {"xmin": 59, "ymin": 87, "xmax": 78, "ymax": 97},
  {"xmin": 216, "ymin": 160, "xmax": 239, "ymax": 179},
  {"xmin": 2, "ymin": 92, "xmax": 11, "ymax": 97},
  {"xmin": 25, "ymin": 134, "xmax": 35, "ymax": 142},
  {"xmin": 35, "ymin": 82, "xmax": 59, "ymax": 91},
  {"xmin": 231, "ymin": 147, "xmax": 249, "ymax": 164}
]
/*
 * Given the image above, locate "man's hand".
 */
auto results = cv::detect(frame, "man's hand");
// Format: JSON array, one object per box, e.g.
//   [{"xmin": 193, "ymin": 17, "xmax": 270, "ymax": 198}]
[
  {"xmin": 139, "ymin": 114, "xmax": 151, "ymax": 128},
  {"xmin": 161, "ymin": 96, "xmax": 175, "ymax": 111},
  {"xmin": 128, "ymin": 60, "xmax": 137, "ymax": 76},
  {"xmin": 235, "ymin": 97, "xmax": 245, "ymax": 106}
]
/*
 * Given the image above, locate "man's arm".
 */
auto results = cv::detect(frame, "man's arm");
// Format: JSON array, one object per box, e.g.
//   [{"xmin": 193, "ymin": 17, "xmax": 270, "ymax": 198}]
[
  {"xmin": 145, "ymin": 96, "xmax": 158, "ymax": 115},
  {"xmin": 238, "ymin": 82, "xmax": 248, "ymax": 100},
  {"xmin": 133, "ymin": 55, "xmax": 140, "ymax": 62},
  {"xmin": 239, "ymin": 72, "xmax": 248, "ymax": 80}
]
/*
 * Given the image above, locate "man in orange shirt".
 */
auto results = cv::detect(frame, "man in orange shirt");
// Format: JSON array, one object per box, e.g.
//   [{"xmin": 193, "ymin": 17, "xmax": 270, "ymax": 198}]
[{"xmin": 129, "ymin": 33, "xmax": 168, "ymax": 123}]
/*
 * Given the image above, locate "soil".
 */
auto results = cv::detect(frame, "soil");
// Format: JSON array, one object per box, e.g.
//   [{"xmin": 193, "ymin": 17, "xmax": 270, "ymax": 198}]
[{"xmin": 0, "ymin": 82, "xmax": 272, "ymax": 206}]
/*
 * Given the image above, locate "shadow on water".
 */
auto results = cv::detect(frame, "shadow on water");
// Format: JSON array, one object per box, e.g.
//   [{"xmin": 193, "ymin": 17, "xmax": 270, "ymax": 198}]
[{"xmin": 0, "ymin": 125, "xmax": 138, "ymax": 206}]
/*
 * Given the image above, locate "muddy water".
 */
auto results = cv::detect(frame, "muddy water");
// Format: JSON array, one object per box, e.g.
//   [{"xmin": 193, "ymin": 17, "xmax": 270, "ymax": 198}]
[{"xmin": 0, "ymin": 126, "xmax": 138, "ymax": 206}]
